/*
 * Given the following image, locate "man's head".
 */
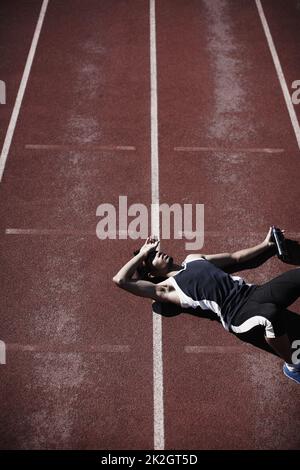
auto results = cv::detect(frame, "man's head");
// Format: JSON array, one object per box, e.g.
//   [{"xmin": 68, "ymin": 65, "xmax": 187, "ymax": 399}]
[{"xmin": 134, "ymin": 249, "xmax": 174, "ymax": 279}]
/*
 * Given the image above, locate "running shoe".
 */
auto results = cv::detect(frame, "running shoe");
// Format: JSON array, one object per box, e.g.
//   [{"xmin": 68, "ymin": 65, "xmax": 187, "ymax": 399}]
[{"xmin": 283, "ymin": 363, "xmax": 300, "ymax": 384}]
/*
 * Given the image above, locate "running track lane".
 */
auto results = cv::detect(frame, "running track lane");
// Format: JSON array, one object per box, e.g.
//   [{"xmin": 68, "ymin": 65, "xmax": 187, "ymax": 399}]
[
  {"xmin": 156, "ymin": 0, "xmax": 300, "ymax": 449},
  {"xmin": 1, "ymin": 0, "xmax": 300, "ymax": 451},
  {"xmin": 0, "ymin": 0, "xmax": 154, "ymax": 449},
  {"xmin": 0, "ymin": 0, "xmax": 42, "ymax": 144},
  {"xmin": 261, "ymin": 0, "xmax": 300, "ymax": 126}
]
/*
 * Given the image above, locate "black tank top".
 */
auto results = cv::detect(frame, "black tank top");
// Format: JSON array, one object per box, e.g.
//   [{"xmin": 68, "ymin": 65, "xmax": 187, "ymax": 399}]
[{"xmin": 169, "ymin": 258, "xmax": 256, "ymax": 330}]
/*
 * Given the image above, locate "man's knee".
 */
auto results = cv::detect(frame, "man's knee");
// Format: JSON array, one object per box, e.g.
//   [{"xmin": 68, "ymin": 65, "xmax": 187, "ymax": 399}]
[{"xmin": 262, "ymin": 304, "xmax": 286, "ymax": 338}]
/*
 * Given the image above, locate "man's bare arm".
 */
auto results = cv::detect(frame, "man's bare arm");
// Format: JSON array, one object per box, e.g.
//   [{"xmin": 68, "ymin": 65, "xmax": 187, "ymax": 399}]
[
  {"xmin": 112, "ymin": 237, "xmax": 166, "ymax": 301},
  {"xmin": 186, "ymin": 227, "xmax": 276, "ymax": 269},
  {"xmin": 114, "ymin": 279, "xmax": 168, "ymax": 301},
  {"xmin": 113, "ymin": 250, "xmax": 147, "ymax": 285}
]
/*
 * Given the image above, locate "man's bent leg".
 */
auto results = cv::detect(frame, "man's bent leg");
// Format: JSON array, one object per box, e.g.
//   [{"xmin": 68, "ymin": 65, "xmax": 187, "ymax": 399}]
[
  {"xmin": 265, "ymin": 333, "xmax": 292, "ymax": 363},
  {"xmin": 255, "ymin": 268, "xmax": 300, "ymax": 308},
  {"xmin": 265, "ymin": 332, "xmax": 300, "ymax": 384}
]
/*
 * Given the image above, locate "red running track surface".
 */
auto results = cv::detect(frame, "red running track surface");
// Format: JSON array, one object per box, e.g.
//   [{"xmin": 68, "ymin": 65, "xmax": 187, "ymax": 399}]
[{"xmin": 0, "ymin": 0, "xmax": 300, "ymax": 450}]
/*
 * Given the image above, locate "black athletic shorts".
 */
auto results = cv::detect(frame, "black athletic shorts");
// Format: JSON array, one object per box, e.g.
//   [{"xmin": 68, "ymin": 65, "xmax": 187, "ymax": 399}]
[{"xmin": 230, "ymin": 268, "xmax": 300, "ymax": 338}]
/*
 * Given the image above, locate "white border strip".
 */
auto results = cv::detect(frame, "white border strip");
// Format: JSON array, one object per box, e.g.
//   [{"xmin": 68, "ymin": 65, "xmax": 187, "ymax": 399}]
[
  {"xmin": 150, "ymin": 0, "xmax": 164, "ymax": 451},
  {"xmin": 255, "ymin": 0, "xmax": 300, "ymax": 151},
  {"xmin": 0, "ymin": 0, "xmax": 49, "ymax": 183}
]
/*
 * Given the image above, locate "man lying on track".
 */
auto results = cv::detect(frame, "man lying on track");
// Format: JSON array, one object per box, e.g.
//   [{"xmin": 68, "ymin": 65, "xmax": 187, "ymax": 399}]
[{"xmin": 113, "ymin": 228, "xmax": 300, "ymax": 384}]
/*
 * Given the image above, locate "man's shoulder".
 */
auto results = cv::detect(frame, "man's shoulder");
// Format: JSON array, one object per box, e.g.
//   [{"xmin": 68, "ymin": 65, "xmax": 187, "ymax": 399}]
[{"xmin": 184, "ymin": 254, "xmax": 206, "ymax": 263}]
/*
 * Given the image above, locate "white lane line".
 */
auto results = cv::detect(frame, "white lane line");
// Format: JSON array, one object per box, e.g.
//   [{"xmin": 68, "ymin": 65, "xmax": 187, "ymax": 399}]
[
  {"xmin": 5, "ymin": 228, "xmax": 139, "ymax": 237},
  {"xmin": 7, "ymin": 343, "xmax": 130, "ymax": 353},
  {"xmin": 25, "ymin": 144, "xmax": 136, "ymax": 151},
  {"xmin": 255, "ymin": 0, "xmax": 300, "ymax": 151},
  {"xmin": 7, "ymin": 229, "xmax": 300, "ymax": 239},
  {"xmin": 0, "ymin": 0, "xmax": 49, "ymax": 183},
  {"xmin": 185, "ymin": 345, "xmax": 252, "ymax": 354},
  {"xmin": 6, "ymin": 228, "xmax": 90, "ymax": 236},
  {"xmin": 150, "ymin": 0, "xmax": 164, "ymax": 451},
  {"xmin": 174, "ymin": 146, "xmax": 284, "ymax": 153}
]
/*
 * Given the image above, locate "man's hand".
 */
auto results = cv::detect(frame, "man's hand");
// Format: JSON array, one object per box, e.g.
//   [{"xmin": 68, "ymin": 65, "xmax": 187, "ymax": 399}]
[
  {"xmin": 140, "ymin": 236, "xmax": 160, "ymax": 257},
  {"xmin": 263, "ymin": 226, "xmax": 285, "ymax": 248}
]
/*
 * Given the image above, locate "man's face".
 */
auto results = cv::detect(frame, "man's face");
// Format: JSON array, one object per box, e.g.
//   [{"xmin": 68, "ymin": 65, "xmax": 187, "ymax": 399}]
[{"xmin": 145, "ymin": 250, "xmax": 173, "ymax": 274}]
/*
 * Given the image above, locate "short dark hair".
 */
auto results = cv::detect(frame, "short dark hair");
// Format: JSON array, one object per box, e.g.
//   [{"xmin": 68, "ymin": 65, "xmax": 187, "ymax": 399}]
[{"xmin": 133, "ymin": 249, "xmax": 165, "ymax": 283}]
